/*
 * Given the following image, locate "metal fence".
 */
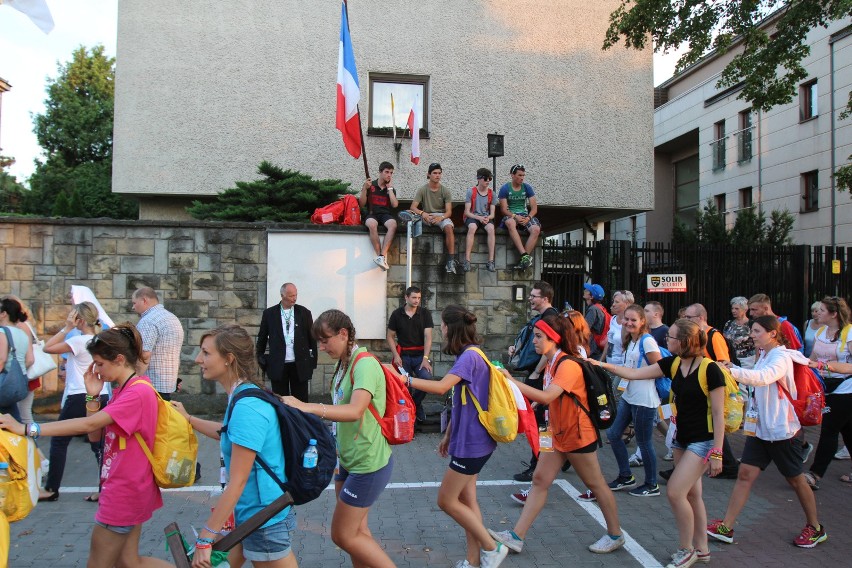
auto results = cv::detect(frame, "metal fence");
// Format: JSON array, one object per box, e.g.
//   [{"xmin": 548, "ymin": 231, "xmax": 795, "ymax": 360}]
[{"xmin": 542, "ymin": 240, "xmax": 851, "ymax": 330}]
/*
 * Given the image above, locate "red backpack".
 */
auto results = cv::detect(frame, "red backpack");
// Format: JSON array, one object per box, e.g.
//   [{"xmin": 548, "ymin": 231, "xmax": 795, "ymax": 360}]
[
  {"xmin": 776, "ymin": 360, "xmax": 825, "ymax": 426},
  {"xmin": 311, "ymin": 199, "xmax": 345, "ymax": 224},
  {"xmin": 469, "ymin": 187, "xmax": 493, "ymax": 215},
  {"xmin": 591, "ymin": 304, "xmax": 612, "ymax": 350},
  {"xmin": 341, "ymin": 194, "xmax": 362, "ymax": 225},
  {"xmin": 349, "ymin": 352, "xmax": 416, "ymax": 445}
]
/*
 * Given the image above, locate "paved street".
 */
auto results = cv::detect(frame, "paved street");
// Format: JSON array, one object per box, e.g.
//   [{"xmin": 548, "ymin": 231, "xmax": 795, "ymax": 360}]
[{"xmin": 8, "ymin": 423, "xmax": 850, "ymax": 567}]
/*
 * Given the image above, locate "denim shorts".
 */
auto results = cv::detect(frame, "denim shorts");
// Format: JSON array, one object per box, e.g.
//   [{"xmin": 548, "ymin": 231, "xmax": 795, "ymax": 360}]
[
  {"xmin": 241, "ymin": 508, "xmax": 296, "ymax": 562},
  {"xmin": 671, "ymin": 438, "xmax": 715, "ymax": 460},
  {"xmin": 335, "ymin": 456, "xmax": 394, "ymax": 508},
  {"xmin": 94, "ymin": 521, "xmax": 135, "ymax": 535}
]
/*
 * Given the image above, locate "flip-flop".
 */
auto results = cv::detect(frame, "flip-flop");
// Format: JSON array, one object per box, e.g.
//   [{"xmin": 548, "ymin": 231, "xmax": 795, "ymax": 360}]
[
  {"xmin": 804, "ymin": 471, "xmax": 820, "ymax": 490},
  {"xmin": 840, "ymin": 473, "xmax": 852, "ymax": 484},
  {"xmin": 84, "ymin": 493, "xmax": 100, "ymax": 502}
]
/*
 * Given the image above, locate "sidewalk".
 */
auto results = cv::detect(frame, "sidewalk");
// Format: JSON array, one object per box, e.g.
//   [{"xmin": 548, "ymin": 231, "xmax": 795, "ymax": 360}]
[{"xmin": 8, "ymin": 424, "xmax": 848, "ymax": 567}]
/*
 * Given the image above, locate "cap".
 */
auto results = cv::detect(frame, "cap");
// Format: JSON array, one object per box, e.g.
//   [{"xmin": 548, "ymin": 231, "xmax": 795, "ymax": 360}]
[
  {"xmin": 583, "ymin": 283, "xmax": 605, "ymax": 301},
  {"xmin": 428, "ymin": 162, "xmax": 442, "ymax": 174}
]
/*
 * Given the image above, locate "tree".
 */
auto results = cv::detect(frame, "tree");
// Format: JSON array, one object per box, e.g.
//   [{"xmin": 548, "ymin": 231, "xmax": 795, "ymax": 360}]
[
  {"xmin": 673, "ymin": 200, "xmax": 795, "ymax": 245},
  {"xmin": 187, "ymin": 161, "xmax": 354, "ymax": 222},
  {"xmin": 26, "ymin": 45, "xmax": 138, "ymax": 218},
  {"xmin": 0, "ymin": 156, "xmax": 28, "ymax": 214}
]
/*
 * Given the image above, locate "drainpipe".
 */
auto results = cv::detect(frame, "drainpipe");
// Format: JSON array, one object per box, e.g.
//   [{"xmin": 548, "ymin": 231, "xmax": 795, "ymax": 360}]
[{"xmin": 757, "ymin": 109, "xmax": 763, "ymax": 216}]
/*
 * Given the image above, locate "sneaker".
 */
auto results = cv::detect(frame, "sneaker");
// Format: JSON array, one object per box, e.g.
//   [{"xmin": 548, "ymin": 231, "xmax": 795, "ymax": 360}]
[
  {"xmin": 374, "ymin": 255, "xmax": 388, "ymax": 270},
  {"xmin": 793, "ymin": 523, "xmax": 827, "ymax": 548},
  {"xmin": 480, "ymin": 542, "xmax": 509, "ymax": 568},
  {"xmin": 446, "ymin": 259, "xmax": 457, "ymax": 274},
  {"xmin": 453, "ymin": 561, "xmax": 473, "ymax": 568},
  {"xmin": 706, "ymin": 519, "xmax": 734, "ymax": 544},
  {"xmin": 801, "ymin": 441, "xmax": 814, "ymax": 463},
  {"xmin": 659, "ymin": 468, "xmax": 674, "ymax": 481},
  {"xmin": 666, "ymin": 548, "xmax": 697, "ymax": 568},
  {"xmin": 486, "ymin": 260, "xmax": 496, "ymax": 272},
  {"xmin": 518, "ymin": 254, "xmax": 532, "ymax": 270},
  {"xmin": 487, "ymin": 528, "xmax": 524, "ymax": 553},
  {"xmin": 588, "ymin": 533, "xmax": 625, "ymax": 554},
  {"xmin": 461, "ymin": 259, "xmax": 471, "ymax": 272},
  {"xmin": 607, "ymin": 475, "xmax": 636, "ymax": 491},
  {"xmin": 510, "ymin": 489, "xmax": 529, "ymax": 505},
  {"xmin": 663, "ymin": 450, "xmax": 674, "ymax": 461},
  {"xmin": 398, "ymin": 210, "xmax": 420, "ymax": 223},
  {"xmin": 577, "ymin": 489, "xmax": 597, "ymax": 502},
  {"xmin": 629, "ymin": 453, "xmax": 643, "ymax": 467},
  {"xmin": 695, "ymin": 550, "xmax": 711, "ymax": 564},
  {"xmin": 835, "ymin": 446, "xmax": 850, "ymax": 460},
  {"xmin": 513, "ymin": 462, "xmax": 535, "ymax": 482},
  {"xmin": 628, "ymin": 483, "xmax": 660, "ymax": 497}
]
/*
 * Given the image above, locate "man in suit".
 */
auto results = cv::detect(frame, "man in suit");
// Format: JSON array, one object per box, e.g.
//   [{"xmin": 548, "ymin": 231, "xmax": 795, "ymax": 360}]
[{"xmin": 256, "ymin": 282, "xmax": 317, "ymax": 401}]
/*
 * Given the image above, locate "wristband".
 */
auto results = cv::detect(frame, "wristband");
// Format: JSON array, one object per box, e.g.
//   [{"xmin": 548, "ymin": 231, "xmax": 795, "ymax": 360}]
[
  {"xmin": 196, "ymin": 537, "xmax": 215, "ymax": 545},
  {"xmin": 319, "ymin": 403, "xmax": 327, "ymax": 420},
  {"xmin": 203, "ymin": 526, "xmax": 222, "ymax": 536},
  {"xmin": 85, "ymin": 395, "xmax": 98, "ymax": 402},
  {"xmin": 86, "ymin": 401, "xmax": 101, "ymax": 412}
]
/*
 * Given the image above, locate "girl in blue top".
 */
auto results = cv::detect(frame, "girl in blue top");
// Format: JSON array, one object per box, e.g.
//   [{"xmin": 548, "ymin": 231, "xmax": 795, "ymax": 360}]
[{"xmin": 174, "ymin": 325, "xmax": 296, "ymax": 568}]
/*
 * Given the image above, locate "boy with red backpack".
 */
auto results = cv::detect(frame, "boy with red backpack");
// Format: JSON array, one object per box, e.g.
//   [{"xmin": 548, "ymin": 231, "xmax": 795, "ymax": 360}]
[
  {"xmin": 583, "ymin": 283, "xmax": 611, "ymax": 360},
  {"xmin": 462, "ymin": 167, "xmax": 497, "ymax": 273}
]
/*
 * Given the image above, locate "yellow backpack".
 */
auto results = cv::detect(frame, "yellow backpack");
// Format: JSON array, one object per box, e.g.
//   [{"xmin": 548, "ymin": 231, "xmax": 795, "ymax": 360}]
[
  {"xmin": 671, "ymin": 357, "xmax": 743, "ymax": 433},
  {"xmin": 0, "ymin": 430, "xmax": 41, "ymax": 522},
  {"xmin": 460, "ymin": 347, "xmax": 518, "ymax": 443},
  {"xmin": 123, "ymin": 380, "xmax": 199, "ymax": 488}
]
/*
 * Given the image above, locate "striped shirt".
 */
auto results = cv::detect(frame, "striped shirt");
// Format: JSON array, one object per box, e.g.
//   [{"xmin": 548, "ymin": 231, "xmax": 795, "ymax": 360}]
[{"xmin": 136, "ymin": 304, "xmax": 184, "ymax": 393}]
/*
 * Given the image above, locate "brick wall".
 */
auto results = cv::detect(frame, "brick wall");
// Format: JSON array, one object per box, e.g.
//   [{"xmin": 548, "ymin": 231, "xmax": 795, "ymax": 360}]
[{"xmin": 0, "ymin": 217, "xmax": 539, "ymax": 398}]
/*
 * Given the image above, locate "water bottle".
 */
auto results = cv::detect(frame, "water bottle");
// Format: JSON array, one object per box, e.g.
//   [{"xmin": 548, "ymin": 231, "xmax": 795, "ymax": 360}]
[
  {"xmin": 394, "ymin": 400, "xmax": 412, "ymax": 440},
  {"xmin": 302, "ymin": 439, "xmax": 318, "ymax": 469},
  {"xmin": 166, "ymin": 451, "xmax": 180, "ymax": 481},
  {"xmin": 0, "ymin": 462, "xmax": 9, "ymax": 511},
  {"xmin": 494, "ymin": 415, "xmax": 509, "ymax": 438}
]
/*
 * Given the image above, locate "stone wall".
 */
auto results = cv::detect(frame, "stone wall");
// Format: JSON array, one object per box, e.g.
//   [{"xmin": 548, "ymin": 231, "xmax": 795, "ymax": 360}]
[{"xmin": 0, "ymin": 217, "xmax": 539, "ymax": 398}]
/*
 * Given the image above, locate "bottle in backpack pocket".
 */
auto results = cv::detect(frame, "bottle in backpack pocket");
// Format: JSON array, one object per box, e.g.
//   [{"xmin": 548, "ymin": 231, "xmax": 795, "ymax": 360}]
[
  {"xmin": 302, "ymin": 439, "xmax": 319, "ymax": 469},
  {"xmin": 494, "ymin": 415, "xmax": 509, "ymax": 438},
  {"xmin": 0, "ymin": 462, "xmax": 9, "ymax": 511},
  {"xmin": 393, "ymin": 400, "xmax": 412, "ymax": 441}
]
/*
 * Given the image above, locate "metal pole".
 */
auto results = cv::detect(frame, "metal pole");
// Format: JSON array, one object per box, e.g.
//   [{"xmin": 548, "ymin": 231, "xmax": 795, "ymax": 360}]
[
  {"xmin": 493, "ymin": 156, "xmax": 497, "ymax": 192},
  {"xmin": 406, "ymin": 220, "xmax": 413, "ymax": 289}
]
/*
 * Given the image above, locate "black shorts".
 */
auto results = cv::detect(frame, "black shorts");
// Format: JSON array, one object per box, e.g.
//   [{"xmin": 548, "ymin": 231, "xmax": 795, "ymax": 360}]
[
  {"xmin": 740, "ymin": 435, "xmax": 804, "ymax": 478},
  {"xmin": 568, "ymin": 440, "xmax": 598, "ymax": 454},
  {"xmin": 449, "ymin": 453, "xmax": 492, "ymax": 475},
  {"xmin": 365, "ymin": 213, "xmax": 395, "ymax": 226},
  {"xmin": 464, "ymin": 218, "xmax": 493, "ymax": 230}
]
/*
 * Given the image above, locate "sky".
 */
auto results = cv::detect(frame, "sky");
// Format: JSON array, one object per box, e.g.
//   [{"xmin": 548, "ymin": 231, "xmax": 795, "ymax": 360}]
[{"xmin": 0, "ymin": 1, "xmax": 680, "ymax": 185}]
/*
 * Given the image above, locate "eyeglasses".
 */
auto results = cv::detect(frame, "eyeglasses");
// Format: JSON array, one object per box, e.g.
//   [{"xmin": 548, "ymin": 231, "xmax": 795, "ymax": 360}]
[
  {"xmin": 529, "ymin": 294, "xmax": 542, "ymax": 299},
  {"xmin": 666, "ymin": 335, "xmax": 679, "ymax": 341},
  {"xmin": 510, "ymin": 164, "xmax": 525, "ymax": 174}
]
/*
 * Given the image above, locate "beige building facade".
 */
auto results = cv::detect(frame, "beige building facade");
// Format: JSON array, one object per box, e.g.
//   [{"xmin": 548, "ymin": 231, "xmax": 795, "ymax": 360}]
[{"xmin": 113, "ymin": 0, "xmax": 653, "ymax": 232}]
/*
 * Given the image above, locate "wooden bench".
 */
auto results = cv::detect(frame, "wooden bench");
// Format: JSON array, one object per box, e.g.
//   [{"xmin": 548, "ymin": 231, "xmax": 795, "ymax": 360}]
[{"xmin": 165, "ymin": 492, "xmax": 294, "ymax": 567}]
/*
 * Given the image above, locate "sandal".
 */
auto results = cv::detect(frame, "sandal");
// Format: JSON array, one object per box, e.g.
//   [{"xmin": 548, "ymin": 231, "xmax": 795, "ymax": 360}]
[
  {"xmin": 804, "ymin": 471, "xmax": 820, "ymax": 490},
  {"xmin": 84, "ymin": 493, "xmax": 100, "ymax": 502},
  {"xmin": 840, "ymin": 472, "xmax": 852, "ymax": 484}
]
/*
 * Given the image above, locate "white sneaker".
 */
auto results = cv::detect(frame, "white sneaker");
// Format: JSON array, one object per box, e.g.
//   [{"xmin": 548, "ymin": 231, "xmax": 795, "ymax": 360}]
[
  {"xmin": 488, "ymin": 529, "xmax": 523, "ymax": 553},
  {"xmin": 480, "ymin": 543, "xmax": 509, "ymax": 568},
  {"xmin": 588, "ymin": 534, "xmax": 625, "ymax": 554},
  {"xmin": 663, "ymin": 450, "xmax": 674, "ymax": 461},
  {"xmin": 628, "ymin": 452, "xmax": 643, "ymax": 467},
  {"xmin": 666, "ymin": 548, "xmax": 698, "ymax": 568},
  {"xmin": 835, "ymin": 446, "xmax": 850, "ymax": 460},
  {"xmin": 453, "ymin": 561, "xmax": 473, "ymax": 568},
  {"xmin": 374, "ymin": 255, "xmax": 389, "ymax": 270}
]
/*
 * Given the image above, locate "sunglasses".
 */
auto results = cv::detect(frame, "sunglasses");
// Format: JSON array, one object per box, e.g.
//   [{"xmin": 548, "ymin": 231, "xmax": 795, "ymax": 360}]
[{"xmin": 477, "ymin": 175, "xmax": 493, "ymax": 181}]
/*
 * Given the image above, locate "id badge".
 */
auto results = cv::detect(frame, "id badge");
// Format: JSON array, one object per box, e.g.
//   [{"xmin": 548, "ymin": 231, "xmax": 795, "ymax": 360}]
[
  {"xmin": 617, "ymin": 378, "xmax": 629, "ymax": 392},
  {"xmin": 658, "ymin": 404, "xmax": 674, "ymax": 420},
  {"xmin": 440, "ymin": 406, "xmax": 449, "ymax": 433},
  {"xmin": 743, "ymin": 410, "xmax": 758, "ymax": 436},
  {"xmin": 539, "ymin": 429, "xmax": 554, "ymax": 452}
]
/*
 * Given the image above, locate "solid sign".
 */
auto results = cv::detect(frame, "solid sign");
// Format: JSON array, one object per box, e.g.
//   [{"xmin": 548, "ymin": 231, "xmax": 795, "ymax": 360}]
[
  {"xmin": 647, "ymin": 274, "xmax": 687, "ymax": 293},
  {"xmin": 832, "ymin": 260, "xmax": 841, "ymax": 274}
]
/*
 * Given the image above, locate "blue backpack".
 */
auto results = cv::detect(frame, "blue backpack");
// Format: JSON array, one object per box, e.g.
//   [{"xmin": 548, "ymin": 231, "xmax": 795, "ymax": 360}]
[
  {"xmin": 223, "ymin": 388, "xmax": 336, "ymax": 506},
  {"xmin": 510, "ymin": 308, "xmax": 559, "ymax": 373},
  {"xmin": 638, "ymin": 333, "xmax": 673, "ymax": 400}
]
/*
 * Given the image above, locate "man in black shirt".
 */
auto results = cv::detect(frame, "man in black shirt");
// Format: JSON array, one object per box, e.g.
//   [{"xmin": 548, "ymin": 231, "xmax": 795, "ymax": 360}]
[
  {"xmin": 387, "ymin": 286, "xmax": 433, "ymax": 423},
  {"xmin": 359, "ymin": 161, "xmax": 399, "ymax": 270}
]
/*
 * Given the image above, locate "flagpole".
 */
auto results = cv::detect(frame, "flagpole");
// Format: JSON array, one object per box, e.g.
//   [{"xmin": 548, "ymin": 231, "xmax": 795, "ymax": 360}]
[{"xmin": 343, "ymin": 0, "xmax": 370, "ymax": 179}]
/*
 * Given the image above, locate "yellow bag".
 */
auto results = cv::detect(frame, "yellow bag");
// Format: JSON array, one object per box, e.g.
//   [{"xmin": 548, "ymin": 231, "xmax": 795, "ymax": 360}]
[
  {"xmin": 0, "ymin": 430, "xmax": 41, "ymax": 522},
  {"xmin": 460, "ymin": 347, "xmax": 518, "ymax": 443},
  {"xmin": 123, "ymin": 380, "xmax": 198, "ymax": 488},
  {"xmin": 671, "ymin": 357, "xmax": 744, "ymax": 433}
]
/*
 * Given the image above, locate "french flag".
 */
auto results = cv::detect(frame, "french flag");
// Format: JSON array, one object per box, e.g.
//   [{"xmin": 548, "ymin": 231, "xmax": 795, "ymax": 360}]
[{"xmin": 336, "ymin": 2, "xmax": 362, "ymax": 159}]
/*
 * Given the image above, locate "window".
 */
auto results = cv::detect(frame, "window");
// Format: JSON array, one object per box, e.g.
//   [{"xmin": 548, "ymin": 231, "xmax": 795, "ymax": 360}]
[
  {"xmin": 739, "ymin": 186, "xmax": 753, "ymax": 209},
  {"xmin": 367, "ymin": 73, "xmax": 429, "ymax": 137},
  {"xmin": 715, "ymin": 193, "xmax": 726, "ymax": 214},
  {"xmin": 800, "ymin": 80, "xmax": 818, "ymax": 121},
  {"xmin": 674, "ymin": 155, "xmax": 700, "ymax": 228},
  {"xmin": 801, "ymin": 170, "xmax": 819, "ymax": 212},
  {"xmin": 736, "ymin": 109, "xmax": 753, "ymax": 163},
  {"xmin": 711, "ymin": 120, "xmax": 726, "ymax": 171}
]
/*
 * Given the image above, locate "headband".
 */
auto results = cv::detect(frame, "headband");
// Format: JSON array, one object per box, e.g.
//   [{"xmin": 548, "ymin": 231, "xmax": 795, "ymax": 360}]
[{"xmin": 534, "ymin": 319, "xmax": 561, "ymax": 343}]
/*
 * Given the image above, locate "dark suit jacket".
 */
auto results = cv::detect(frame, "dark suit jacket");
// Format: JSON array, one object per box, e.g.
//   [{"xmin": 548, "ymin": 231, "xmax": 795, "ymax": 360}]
[{"xmin": 256, "ymin": 303, "xmax": 318, "ymax": 383}]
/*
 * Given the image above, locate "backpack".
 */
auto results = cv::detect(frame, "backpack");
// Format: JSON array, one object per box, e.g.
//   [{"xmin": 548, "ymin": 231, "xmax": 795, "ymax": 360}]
[
  {"xmin": 707, "ymin": 328, "xmax": 741, "ymax": 367},
  {"xmin": 127, "ymin": 380, "xmax": 199, "ymax": 488},
  {"xmin": 510, "ymin": 307, "xmax": 558, "ymax": 372},
  {"xmin": 776, "ymin": 358, "xmax": 825, "ymax": 427},
  {"xmin": 0, "ymin": 327, "xmax": 28, "ymax": 407},
  {"xmin": 590, "ymin": 305, "xmax": 612, "ymax": 351},
  {"xmin": 468, "ymin": 187, "xmax": 493, "ymax": 215},
  {"xmin": 778, "ymin": 316, "xmax": 804, "ymax": 353},
  {"xmin": 311, "ymin": 199, "xmax": 346, "ymax": 225},
  {"xmin": 670, "ymin": 357, "xmax": 743, "ymax": 433},
  {"xmin": 638, "ymin": 333, "xmax": 673, "ymax": 399},
  {"xmin": 557, "ymin": 355, "xmax": 618, "ymax": 435},
  {"xmin": 0, "ymin": 430, "xmax": 41, "ymax": 522},
  {"xmin": 224, "ymin": 387, "xmax": 336, "ymax": 506},
  {"xmin": 460, "ymin": 347, "xmax": 518, "ymax": 443},
  {"xmin": 349, "ymin": 352, "xmax": 416, "ymax": 445},
  {"xmin": 340, "ymin": 194, "xmax": 362, "ymax": 225}
]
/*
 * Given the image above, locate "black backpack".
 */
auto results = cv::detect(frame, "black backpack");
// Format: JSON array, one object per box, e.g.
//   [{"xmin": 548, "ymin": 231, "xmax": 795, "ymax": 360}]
[
  {"xmin": 707, "ymin": 328, "xmax": 741, "ymax": 367},
  {"xmin": 223, "ymin": 388, "xmax": 336, "ymax": 506},
  {"xmin": 553, "ymin": 355, "xmax": 618, "ymax": 444}
]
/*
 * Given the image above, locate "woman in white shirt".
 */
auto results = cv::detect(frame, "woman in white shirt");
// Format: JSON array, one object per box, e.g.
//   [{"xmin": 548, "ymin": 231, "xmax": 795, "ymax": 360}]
[
  {"xmin": 708, "ymin": 316, "xmax": 825, "ymax": 549},
  {"xmin": 40, "ymin": 302, "xmax": 110, "ymax": 502},
  {"xmin": 604, "ymin": 304, "xmax": 662, "ymax": 497},
  {"xmin": 604, "ymin": 291, "xmax": 633, "ymax": 366}
]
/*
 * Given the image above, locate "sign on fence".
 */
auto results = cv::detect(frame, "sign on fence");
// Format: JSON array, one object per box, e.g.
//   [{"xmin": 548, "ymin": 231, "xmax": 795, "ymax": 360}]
[{"xmin": 647, "ymin": 274, "xmax": 687, "ymax": 293}]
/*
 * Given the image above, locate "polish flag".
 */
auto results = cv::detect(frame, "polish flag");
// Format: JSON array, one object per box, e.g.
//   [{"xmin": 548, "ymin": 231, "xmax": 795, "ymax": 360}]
[
  {"xmin": 335, "ymin": 2, "xmax": 362, "ymax": 159},
  {"xmin": 407, "ymin": 99, "xmax": 420, "ymax": 165},
  {"xmin": 508, "ymin": 381, "xmax": 540, "ymax": 456}
]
